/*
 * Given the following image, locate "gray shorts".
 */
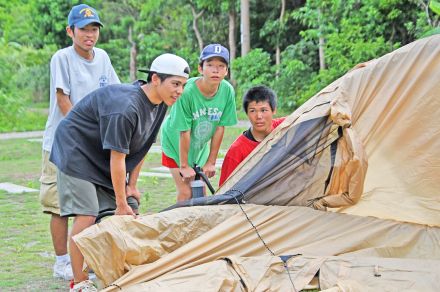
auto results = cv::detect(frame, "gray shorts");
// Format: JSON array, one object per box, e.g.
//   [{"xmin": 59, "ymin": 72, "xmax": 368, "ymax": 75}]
[{"xmin": 57, "ymin": 170, "xmax": 116, "ymax": 217}]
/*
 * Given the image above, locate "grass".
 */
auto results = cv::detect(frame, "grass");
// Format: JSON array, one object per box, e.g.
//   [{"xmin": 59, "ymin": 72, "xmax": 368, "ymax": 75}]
[{"xmin": 0, "ymin": 123, "xmax": 248, "ymax": 291}]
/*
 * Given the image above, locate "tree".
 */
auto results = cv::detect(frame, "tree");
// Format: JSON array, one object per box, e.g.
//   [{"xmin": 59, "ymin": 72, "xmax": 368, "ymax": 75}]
[
  {"xmin": 100, "ymin": 0, "xmax": 141, "ymax": 81},
  {"xmin": 188, "ymin": 0, "xmax": 205, "ymax": 52},
  {"xmin": 240, "ymin": 0, "xmax": 250, "ymax": 56},
  {"xmin": 228, "ymin": 0, "xmax": 238, "ymax": 83},
  {"xmin": 411, "ymin": 0, "xmax": 440, "ymax": 37}
]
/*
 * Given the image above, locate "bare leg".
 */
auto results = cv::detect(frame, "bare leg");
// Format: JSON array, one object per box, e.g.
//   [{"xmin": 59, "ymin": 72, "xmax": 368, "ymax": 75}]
[
  {"xmin": 50, "ymin": 214, "xmax": 69, "ymax": 255},
  {"xmin": 70, "ymin": 215, "xmax": 95, "ymax": 283},
  {"xmin": 170, "ymin": 168, "xmax": 192, "ymax": 202}
]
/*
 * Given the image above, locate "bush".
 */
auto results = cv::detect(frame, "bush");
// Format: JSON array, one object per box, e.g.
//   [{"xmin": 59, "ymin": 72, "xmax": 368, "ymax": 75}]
[
  {"xmin": 0, "ymin": 39, "xmax": 53, "ymax": 131},
  {"xmin": 231, "ymin": 49, "xmax": 273, "ymax": 108}
]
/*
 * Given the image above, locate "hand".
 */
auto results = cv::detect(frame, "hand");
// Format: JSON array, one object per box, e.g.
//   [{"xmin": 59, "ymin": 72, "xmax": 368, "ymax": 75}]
[
  {"xmin": 126, "ymin": 185, "xmax": 141, "ymax": 205},
  {"xmin": 202, "ymin": 162, "xmax": 216, "ymax": 178},
  {"xmin": 180, "ymin": 166, "xmax": 196, "ymax": 183},
  {"xmin": 115, "ymin": 202, "xmax": 136, "ymax": 217}
]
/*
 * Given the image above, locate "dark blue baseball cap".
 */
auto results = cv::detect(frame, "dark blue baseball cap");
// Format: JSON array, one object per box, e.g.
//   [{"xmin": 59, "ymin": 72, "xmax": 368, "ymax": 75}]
[
  {"xmin": 199, "ymin": 44, "xmax": 229, "ymax": 65},
  {"xmin": 68, "ymin": 4, "xmax": 103, "ymax": 28}
]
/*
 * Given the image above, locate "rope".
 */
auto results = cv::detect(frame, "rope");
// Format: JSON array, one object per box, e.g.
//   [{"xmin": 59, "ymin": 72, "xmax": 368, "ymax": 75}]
[
  {"xmin": 229, "ymin": 189, "xmax": 297, "ymax": 292},
  {"xmin": 103, "ymin": 283, "xmax": 122, "ymax": 290}
]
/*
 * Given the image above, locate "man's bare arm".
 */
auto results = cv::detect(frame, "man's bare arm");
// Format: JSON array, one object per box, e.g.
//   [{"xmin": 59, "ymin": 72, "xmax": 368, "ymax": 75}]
[{"xmin": 56, "ymin": 88, "xmax": 73, "ymax": 116}]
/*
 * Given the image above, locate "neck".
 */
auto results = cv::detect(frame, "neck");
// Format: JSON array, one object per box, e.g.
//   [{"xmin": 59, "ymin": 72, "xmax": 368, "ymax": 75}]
[
  {"xmin": 250, "ymin": 128, "xmax": 268, "ymax": 142},
  {"xmin": 141, "ymin": 83, "xmax": 161, "ymax": 105},
  {"xmin": 73, "ymin": 45, "xmax": 94, "ymax": 61},
  {"xmin": 196, "ymin": 78, "xmax": 218, "ymax": 97}
]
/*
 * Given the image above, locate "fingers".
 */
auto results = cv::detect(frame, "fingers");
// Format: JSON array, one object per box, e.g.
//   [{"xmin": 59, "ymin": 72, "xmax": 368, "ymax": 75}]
[
  {"xmin": 203, "ymin": 169, "xmax": 215, "ymax": 178},
  {"xmin": 180, "ymin": 169, "xmax": 196, "ymax": 182},
  {"xmin": 181, "ymin": 176, "xmax": 194, "ymax": 183},
  {"xmin": 115, "ymin": 205, "xmax": 136, "ymax": 217}
]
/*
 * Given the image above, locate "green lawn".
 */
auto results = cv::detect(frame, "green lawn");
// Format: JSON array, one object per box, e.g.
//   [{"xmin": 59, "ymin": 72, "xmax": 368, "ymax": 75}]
[{"xmin": 0, "ymin": 125, "xmax": 247, "ymax": 291}]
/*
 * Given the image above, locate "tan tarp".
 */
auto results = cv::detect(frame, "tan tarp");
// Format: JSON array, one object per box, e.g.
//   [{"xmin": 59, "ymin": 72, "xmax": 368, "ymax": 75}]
[
  {"xmin": 75, "ymin": 205, "xmax": 440, "ymax": 291},
  {"xmin": 217, "ymin": 35, "xmax": 440, "ymax": 227},
  {"xmin": 119, "ymin": 256, "xmax": 440, "ymax": 292},
  {"xmin": 75, "ymin": 35, "xmax": 440, "ymax": 291}
]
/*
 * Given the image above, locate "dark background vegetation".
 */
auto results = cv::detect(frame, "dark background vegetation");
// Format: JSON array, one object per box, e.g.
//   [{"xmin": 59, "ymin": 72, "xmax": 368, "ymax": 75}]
[{"xmin": 1, "ymin": 0, "xmax": 439, "ymax": 132}]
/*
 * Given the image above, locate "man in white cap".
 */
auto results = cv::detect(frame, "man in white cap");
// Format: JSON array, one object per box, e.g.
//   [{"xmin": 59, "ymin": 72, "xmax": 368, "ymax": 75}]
[
  {"xmin": 50, "ymin": 53, "xmax": 190, "ymax": 291},
  {"xmin": 39, "ymin": 3, "xmax": 119, "ymax": 281}
]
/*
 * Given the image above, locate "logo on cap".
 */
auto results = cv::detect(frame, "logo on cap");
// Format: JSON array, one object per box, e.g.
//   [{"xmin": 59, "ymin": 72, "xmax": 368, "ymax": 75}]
[
  {"xmin": 200, "ymin": 44, "xmax": 229, "ymax": 65},
  {"xmin": 68, "ymin": 4, "xmax": 103, "ymax": 28},
  {"xmin": 80, "ymin": 8, "xmax": 95, "ymax": 18}
]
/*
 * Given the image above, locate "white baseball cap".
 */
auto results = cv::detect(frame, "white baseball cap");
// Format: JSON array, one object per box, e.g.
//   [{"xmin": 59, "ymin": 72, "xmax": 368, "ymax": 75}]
[{"xmin": 140, "ymin": 53, "xmax": 190, "ymax": 78}]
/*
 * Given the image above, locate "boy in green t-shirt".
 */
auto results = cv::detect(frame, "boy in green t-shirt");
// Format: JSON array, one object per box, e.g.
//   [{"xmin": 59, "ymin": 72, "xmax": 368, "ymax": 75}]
[{"xmin": 161, "ymin": 44, "xmax": 238, "ymax": 201}]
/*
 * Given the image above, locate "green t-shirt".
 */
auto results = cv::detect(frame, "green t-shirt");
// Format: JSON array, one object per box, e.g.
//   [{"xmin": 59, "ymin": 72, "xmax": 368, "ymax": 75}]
[{"xmin": 161, "ymin": 77, "xmax": 237, "ymax": 167}]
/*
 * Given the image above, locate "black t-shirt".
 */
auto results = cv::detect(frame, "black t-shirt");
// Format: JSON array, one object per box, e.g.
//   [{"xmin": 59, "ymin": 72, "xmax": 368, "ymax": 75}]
[{"xmin": 50, "ymin": 81, "xmax": 167, "ymax": 189}]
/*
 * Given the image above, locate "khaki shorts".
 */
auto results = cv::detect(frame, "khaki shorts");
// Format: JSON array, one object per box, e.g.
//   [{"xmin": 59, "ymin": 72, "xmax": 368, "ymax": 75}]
[
  {"xmin": 57, "ymin": 170, "xmax": 117, "ymax": 217},
  {"xmin": 39, "ymin": 150, "xmax": 60, "ymax": 214}
]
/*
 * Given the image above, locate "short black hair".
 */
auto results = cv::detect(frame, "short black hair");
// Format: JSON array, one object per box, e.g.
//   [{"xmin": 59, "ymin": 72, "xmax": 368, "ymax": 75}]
[
  {"xmin": 146, "ymin": 72, "xmax": 174, "ymax": 83},
  {"xmin": 199, "ymin": 57, "xmax": 228, "ymax": 67},
  {"xmin": 242, "ymin": 85, "xmax": 277, "ymax": 114},
  {"xmin": 70, "ymin": 23, "xmax": 101, "ymax": 35}
]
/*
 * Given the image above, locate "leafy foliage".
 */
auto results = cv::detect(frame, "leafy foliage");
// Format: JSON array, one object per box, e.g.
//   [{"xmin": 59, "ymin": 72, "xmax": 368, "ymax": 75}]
[
  {"xmin": 430, "ymin": 0, "xmax": 440, "ymax": 15},
  {"xmin": 0, "ymin": 0, "xmax": 439, "ymax": 132},
  {"xmin": 231, "ymin": 49, "xmax": 273, "ymax": 107},
  {"xmin": 0, "ymin": 37, "xmax": 53, "ymax": 131}
]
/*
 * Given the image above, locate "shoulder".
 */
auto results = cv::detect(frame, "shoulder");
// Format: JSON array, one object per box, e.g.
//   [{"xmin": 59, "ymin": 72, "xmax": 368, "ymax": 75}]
[
  {"xmin": 178, "ymin": 78, "xmax": 199, "ymax": 100},
  {"xmin": 93, "ymin": 83, "xmax": 133, "ymax": 99},
  {"xmin": 92, "ymin": 84, "xmax": 138, "ymax": 112},
  {"xmin": 230, "ymin": 134, "xmax": 252, "ymax": 149},
  {"xmin": 93, "ymin": 47, "xmax": 112, "ymax": 63},
  {"xmin": 51, "ymin": 47, "xmax": 72, "ymax": 61},
  {"xmin": 224, "ymin": 134, "xmax": 253, "ymax": 158},
  {"xmin": 93, "ymin": 47, "xmax": 110, "ymax": 57},
  {"xmin": 217, "ymin": 80, "xmax": 235, "ymax": 100},
  {"xmin": 220, "ymin": 79, "xmax": 234, "ymax": 92},
  {"xmin": 183, "ymin": 78, "xmax": 199, "ymax": 91},
  {"xmin": 107, "ymin": 83, "xmax": 136, "ymax": 94},
  {"xmin": 273, "ymin": 117, "xmax": 286, "ymax": 128}
]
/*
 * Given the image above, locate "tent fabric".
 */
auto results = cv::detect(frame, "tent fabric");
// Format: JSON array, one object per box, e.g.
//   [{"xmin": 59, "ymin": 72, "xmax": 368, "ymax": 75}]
[
  {"xmin": 74, "ymin": 204, "xmax": 440, "ymax": 291},
  {"xmin": 110, "ymin": 255, "xmax": 440, "ymax": 292},
  {"xmin": 76, "ymin": 205, "xmax": 240, "ymax": 285},
  {"xmin": 119, "ymin": 255, "xmax": 316, "ymax": 292},
  {"xmin": 215, "ymin": 34, "xmax": 440, "ymax": 226},
  {"xmin": 318, "ymin": 256, "xmax": 440, "ymax": 291}
]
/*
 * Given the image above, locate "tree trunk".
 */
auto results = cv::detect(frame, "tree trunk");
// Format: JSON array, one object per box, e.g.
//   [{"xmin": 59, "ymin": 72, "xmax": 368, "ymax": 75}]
[
  {"xmin": 228, "ymin": 0, "xmax": 237, "ymax": 85},
  {"xmin": 275, "ymin": 0, "xmax": 286, "ymax": 77},
  {"xmin": 240, "ymin": 0, "xmax": 250, "ymax": 56},
  {"xmin": 128, "ymin": 25, "xmax": 137, "ymax": 81},
  {"xmin": 190, "ymin": 2, "xmax": 204, "ymax": 52},
  {"xmin": 318, "ymin": 36, "xmax": 326, "ymax": 70},
  {"xmin": 318, "ymin": 8, "xmax": 326, "ymax": 70}
]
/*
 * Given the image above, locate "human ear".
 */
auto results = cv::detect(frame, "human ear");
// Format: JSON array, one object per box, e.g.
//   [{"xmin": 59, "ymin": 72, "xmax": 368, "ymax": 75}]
[
  {"xmin": 151, "ymin": 73, "xmax": 161, "ymax": 86},
  {"xmin": 66, "ymin": 26, "xmax": 74, "ymax": 38}
]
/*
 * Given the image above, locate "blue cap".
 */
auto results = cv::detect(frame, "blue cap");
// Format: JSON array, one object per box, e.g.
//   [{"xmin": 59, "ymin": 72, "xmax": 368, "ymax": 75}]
[
  {"xmin": 68, "ymin": 4, "xmax": 103, "ymax": 28},
  {"xmin": 199, "ymin": 44, "xmax": 229, "ymax": 65}
]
